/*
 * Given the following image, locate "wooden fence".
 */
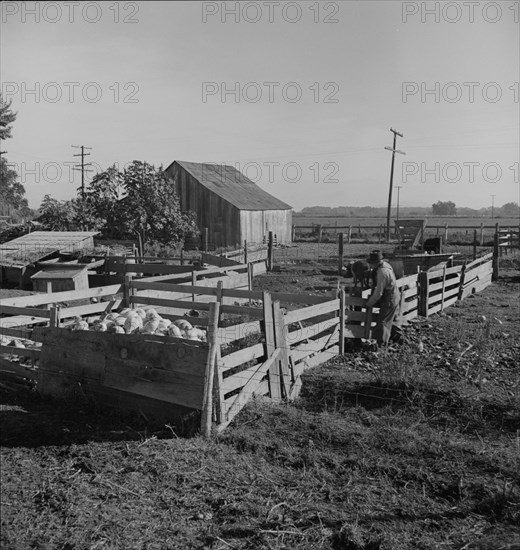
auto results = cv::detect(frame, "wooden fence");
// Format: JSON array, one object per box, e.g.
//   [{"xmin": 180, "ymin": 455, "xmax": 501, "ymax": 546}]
[{"xmin": 0, "ymin": 254, "xmax": 494, "ymax": 435}]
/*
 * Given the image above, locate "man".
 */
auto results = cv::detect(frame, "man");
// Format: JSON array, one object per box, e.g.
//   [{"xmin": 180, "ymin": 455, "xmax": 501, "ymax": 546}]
[{"xmin": 365, "ymin": 250, "xmax": 403, "ymax": 347}]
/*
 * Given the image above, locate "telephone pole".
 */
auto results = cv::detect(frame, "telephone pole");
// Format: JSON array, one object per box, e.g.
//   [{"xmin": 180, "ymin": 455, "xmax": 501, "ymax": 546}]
[
  {"xmin": 384, "ymin": 128, "xmax": 406, "ymax": 241},
  {"xmin": 72, "ymin": 145, "xmax": 93, "ymax": 199},
  {"xmin": 396, "ymin": 186, "xmax": 403, "ymax": 222}
]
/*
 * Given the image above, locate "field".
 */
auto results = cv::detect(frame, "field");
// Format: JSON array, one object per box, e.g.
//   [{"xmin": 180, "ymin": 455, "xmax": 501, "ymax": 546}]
[{"xmin": 1, "ymin": 255, "xmax": 519, "ymax": 549}]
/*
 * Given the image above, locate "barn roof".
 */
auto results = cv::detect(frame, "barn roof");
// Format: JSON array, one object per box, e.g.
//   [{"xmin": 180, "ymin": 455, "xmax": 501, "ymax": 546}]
[{"xmin": 170, "ymin": 161, "xmax": 292, "ymax": 211}]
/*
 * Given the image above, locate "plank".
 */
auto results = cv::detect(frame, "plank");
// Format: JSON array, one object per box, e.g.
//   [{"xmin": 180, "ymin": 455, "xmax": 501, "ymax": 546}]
[
  {"xmin": 427, "ymin": 295, "xmax": 459, "ymax": 316},
  {"xmin": 58, "ymin": 300, "xmax": 122, "ymax": 319},
  {"xmin": 290, "ymin": 326, "xmax": 339, "ymax": 364},
  {"xmin": 104, "ymin": 358, "xmax": 205, "ymax": 410},
  {"xmin": 220, "ymin": 342, "xmax": 266, "ymax": 371},
  {"xmin": 0, "ymin": 284, "xmax": 123, "ymax": 307},
  {"xmin": 286, "ymin": 318, "xmax": 340, "ymax": 346},
  {"xmin": 131, "ymin": 280, "xmax": 218, "ymax": 296},
  {"xmin": 262, "ymin": 292, "xmax": 280, "ymax": 400},
  {"xmin": 296, "ymin": 345, "xmax": 339, "ymax": 372},
  {"xmin": 0, "ymin": 315, "xmax": 48, "ymax": 328},
  {"xmin": 219, "ymin": 348, "xmax": 281, "ymax": 431},
  {"xmin": 217, "ymin": 321, "xmax": 262, "ymax": 344},
  {"xmin": 131, "ymin": 295, "xmax": 211, "ymax": 310},
  {"xmin": 273, "ymin": 301, "xmax": 291, "ymax": 397},
  {"xmin": 0, "ymin": 305, "xmax": 52, "ymax": 318},
  {"xmin": 0, "ymin": 325, "xmax": 35, "ymax": 339},
  {"xmin": 0, "ymin": 345, "xmax": 40, "ymax": 360},
  {"xmin": 0, "ymin": 358, "xmax": 38, "ymax": 379},
  {"xmin": 284, "ymin": 299, "xmax": 340, "ymax": 324}
]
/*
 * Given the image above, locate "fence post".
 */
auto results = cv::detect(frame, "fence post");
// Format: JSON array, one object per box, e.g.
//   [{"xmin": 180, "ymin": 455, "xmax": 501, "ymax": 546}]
[
  {"xmin": 378, "ymin": 224, "xmax": 382, "ymax": 244},
  {"xmin": 418, "ymin": 271, "xmax": 429, "ymax": 317},
  {"xmin": 337, "ymin": 232, "xmax": 344, "ymax": 275},
  {"xmin": 50, "ymin": 306, "xmax": 60, "ymax": 328},
  {"xmin": 262, "ymin": 292, "xmax": 280, "ymax": 400},
  {"xmin": 247, "ymin": 262, "xmax": 254, "ymax": 306},
  {"xmin": 291, "ymin": 224, "xmax": 296, "ymax": 242},
  {"xmin": 492, "ymin": 228, "xmax": 499, "ymax": 281},
  {"xmin": 339, "ymin": 288, "xmax": 345, "ymax": 354},
  {"xmin": 267, "ymin": 231, "xmax": 274, "ymax": 271},
  {"xmin": 458, "ymin": 260, "xmax": 467, "ymax": 300},
  {"xmin": 440, "ymin": 265, "xmax": 447, "ymax": 311},
  {"xmin": 444, "ymin": 223, "xmax": 449, "ymax": 243},
  {"xmin": 201, "ymin": 300, "xmax": 221, "ymax": 438},
  {"xmin": 347, "ymin": 225, "xmax": 352, "ymax": 244},
  {"xmin": 480, "ymin": 223, "xmax": 484, "ymax": 246},
  {"xmin": 473, "ymin": 229, "xmax": 477, "ymax": 260},
  {"xmin": 123, "ymin": 273, "xmax": 134, "ymax": 308},
  {"xmin": 243, "ymin": 240, "xmax": 248, "ymax": 264},
  {"xmin": 180, "ymin": 248, "xmax": 184, "ymax": 266}
]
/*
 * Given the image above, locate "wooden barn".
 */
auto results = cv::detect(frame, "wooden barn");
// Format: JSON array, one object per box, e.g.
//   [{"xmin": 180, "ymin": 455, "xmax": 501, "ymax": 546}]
[{"xmin": 165, "ymin": 161, "xmax": 292, "ymax": 249}]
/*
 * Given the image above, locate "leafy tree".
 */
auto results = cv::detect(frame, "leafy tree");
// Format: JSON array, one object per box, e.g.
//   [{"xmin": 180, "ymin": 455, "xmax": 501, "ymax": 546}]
[
  {"xmin": 0, "ymin": 94, "xmax": 28, "ymax": 212},
  {"xmin": 0, "ymin": 157, "xmax": 27, "ymax": 209},
  {"xmin": 499, "ymin": 202, "xmax": 519, "ymax": 217},
  {"xmin": 77, "ymin": 161, "xmax": 199, "ymax": 247},
  {"xmin": 116, "ymin": 161, "xmax": 198, "ymax": 248},
  {"xmin": 431, "ymin": 201, "xmax": 457, "ymax": 216},
  {"xmin": 37, "ymin": 195, "xmax": 75, "ymax": 230},
  {"xmin": 0, "ymin": 94, "xmax": 16, "ymax": 140}
]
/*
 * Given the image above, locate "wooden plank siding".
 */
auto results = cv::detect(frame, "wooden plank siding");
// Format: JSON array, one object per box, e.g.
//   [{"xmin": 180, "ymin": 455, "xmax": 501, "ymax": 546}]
[
  {"xmin": 171, "ymin": 166, "xmax": 242, "ymax": 248},
  {"xmin": 166, "ymin": 161, "xmax": 292, "ymax": 249},
  {"xmin": 240, "ymin": 209, "xmax": 292, "ymax": 244}
]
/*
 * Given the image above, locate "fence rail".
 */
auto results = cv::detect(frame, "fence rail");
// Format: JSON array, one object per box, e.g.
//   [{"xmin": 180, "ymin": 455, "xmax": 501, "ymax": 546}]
[{"xmin": 0, "ymin": 252, "xmax": 495, "ymax": 435}]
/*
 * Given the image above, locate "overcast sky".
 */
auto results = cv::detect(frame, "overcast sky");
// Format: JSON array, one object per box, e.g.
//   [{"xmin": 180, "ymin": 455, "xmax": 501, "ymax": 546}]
[{"xmin": 1, "ymin": 1, "xmax": 519, "ymax": 211}]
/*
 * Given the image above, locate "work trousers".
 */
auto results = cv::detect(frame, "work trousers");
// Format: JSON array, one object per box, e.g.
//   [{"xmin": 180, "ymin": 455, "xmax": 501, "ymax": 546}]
[{"xmin": 374, "ymin": 296, "xmax": 402, "ymax": 346}]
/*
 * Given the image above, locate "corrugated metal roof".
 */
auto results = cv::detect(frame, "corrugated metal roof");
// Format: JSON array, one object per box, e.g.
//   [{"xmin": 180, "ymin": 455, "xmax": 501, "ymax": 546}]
[{"xmin": 171, "ymin": 161, "xmax": 292, "ymax": 211}]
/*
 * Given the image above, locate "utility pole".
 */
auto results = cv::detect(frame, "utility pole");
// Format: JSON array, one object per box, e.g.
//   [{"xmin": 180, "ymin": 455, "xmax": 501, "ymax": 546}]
[
  {"xmin": 491, "ymin": 194, "xmax": 496, "ymax": 219},
  {"xmin": 396, "ymin": 186, "xmax": 403, "ymax": 222},
  {"xmin": 384, "ymin": 128, "xmax": 406, "ymax": 241},
  {"xmin": 72, "ymin": 145, "xmax": 93, "ymax": 199}
]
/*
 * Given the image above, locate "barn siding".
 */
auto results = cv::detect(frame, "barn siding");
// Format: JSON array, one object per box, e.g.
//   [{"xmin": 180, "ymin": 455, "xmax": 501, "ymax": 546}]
[
  {"xmin": 169, "ymin": 166, "xmax": 242, "ymax": 249},
  {"xmin": 166, "ymin": 163, "xmax": 292, "ymax": 248},
  {"xmin": 240, "ymin": 210, "xmax": 292, "ymax": 244}
]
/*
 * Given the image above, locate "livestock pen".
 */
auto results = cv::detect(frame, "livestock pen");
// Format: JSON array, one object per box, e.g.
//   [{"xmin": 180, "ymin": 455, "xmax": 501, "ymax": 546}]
[{"xmin": 0, "ymin": 253, "xmax": 494, "ymax": 435}]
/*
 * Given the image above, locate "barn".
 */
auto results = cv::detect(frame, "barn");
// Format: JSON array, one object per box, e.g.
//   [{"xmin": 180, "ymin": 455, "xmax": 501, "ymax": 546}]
[{"xmin": 165, "ymin": 161, "xmax": 292, "ymax": 249}]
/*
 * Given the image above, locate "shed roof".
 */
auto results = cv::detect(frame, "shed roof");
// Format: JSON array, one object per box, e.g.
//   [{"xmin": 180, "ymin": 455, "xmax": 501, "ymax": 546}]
[
  {"xmin": 170, "ymin": 161, "xmax": 292, "ymax": 211},
  {"xmin": 31, "ymin": 268, "xmax": 86, "ymax": 280},
  {"xmin": 0, "ymin": 231, "xmax": 98, "ymax": 267}
]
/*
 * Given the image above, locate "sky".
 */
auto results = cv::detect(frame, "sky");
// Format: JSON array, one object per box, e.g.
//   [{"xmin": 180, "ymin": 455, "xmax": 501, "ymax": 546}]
[{"xmin": 1, "ymin": 0, "xmax": 519, "ymax": 211}]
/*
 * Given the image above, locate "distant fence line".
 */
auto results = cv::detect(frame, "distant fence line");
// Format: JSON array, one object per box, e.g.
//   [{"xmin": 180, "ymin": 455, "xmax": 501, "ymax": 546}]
[{"xmin": 292, "ymin": 222, "xmax": 520, "ymax": 245}]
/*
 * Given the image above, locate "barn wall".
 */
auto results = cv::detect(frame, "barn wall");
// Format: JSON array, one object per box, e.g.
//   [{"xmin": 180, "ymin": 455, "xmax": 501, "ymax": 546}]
[
  {"xmin": 240, "ymin": 209, "xmax": 292, "ymax": 244},
  {"xmin": 167, "ymin": 165, "xmax": 242, "ymax": 249}
]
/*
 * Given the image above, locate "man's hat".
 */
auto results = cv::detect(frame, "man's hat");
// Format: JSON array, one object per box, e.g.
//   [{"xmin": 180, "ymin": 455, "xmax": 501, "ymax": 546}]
[{"xmin": 367, "ymin": 250, "xmax": 384, "ymax": 265}]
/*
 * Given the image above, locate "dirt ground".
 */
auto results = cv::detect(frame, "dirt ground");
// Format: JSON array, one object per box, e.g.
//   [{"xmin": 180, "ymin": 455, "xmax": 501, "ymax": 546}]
[{"xmin": 1, "ymin": 259, "xmax": 519, "ymax": 550}]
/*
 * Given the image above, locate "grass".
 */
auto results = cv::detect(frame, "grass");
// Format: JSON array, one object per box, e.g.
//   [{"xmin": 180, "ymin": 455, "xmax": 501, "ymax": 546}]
[{"xmin": 1, "ymin": 264, "xmax": 519, "ymax": 549}]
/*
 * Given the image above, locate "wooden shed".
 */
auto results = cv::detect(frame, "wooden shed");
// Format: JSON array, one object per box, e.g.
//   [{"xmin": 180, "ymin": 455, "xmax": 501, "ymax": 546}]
[
  {"xmin": 0, "ymin": 231, "xmax": 98, "ymax": 288},
  {"xmin": 165, "ymin": 161, "xmax": 292, "ymax": 249},
  {"xmin": 31, "ymin": 264, "xmax": 89, "ymax": 293}
]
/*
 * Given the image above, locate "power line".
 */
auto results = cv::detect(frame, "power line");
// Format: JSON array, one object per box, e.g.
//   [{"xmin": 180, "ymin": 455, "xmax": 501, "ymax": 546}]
[{"xmin": 72, "ymin": 145, "xmax": 93, "ymax": 199}]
